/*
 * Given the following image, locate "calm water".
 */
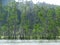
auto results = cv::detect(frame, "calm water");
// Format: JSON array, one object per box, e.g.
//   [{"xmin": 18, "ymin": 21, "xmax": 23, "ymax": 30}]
[{"xmin": 0, "ymin": 40, "xmax": 60, "ymax": 45}]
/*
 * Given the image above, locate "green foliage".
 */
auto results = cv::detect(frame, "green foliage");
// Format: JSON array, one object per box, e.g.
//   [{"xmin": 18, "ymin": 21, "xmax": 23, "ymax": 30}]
[{"xmin": 0, "ymin": 1, "xmax": 60, "ymax": 39}]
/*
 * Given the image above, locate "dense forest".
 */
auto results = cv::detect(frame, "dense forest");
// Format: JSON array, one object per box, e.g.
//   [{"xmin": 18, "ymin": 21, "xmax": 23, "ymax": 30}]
[{"xmin": 0, "ymin": 0, "xmax": 60, "ymax": 39}]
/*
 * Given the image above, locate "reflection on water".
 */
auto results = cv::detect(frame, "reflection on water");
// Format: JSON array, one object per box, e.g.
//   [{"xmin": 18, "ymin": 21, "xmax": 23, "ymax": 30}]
[
  {"xmin": 0, "ymin": 43, "xmax": 60, "ymax": 45},
  {"xmin": 0, "ymin": 40, "xmax": 60, "ymax": 45}
]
